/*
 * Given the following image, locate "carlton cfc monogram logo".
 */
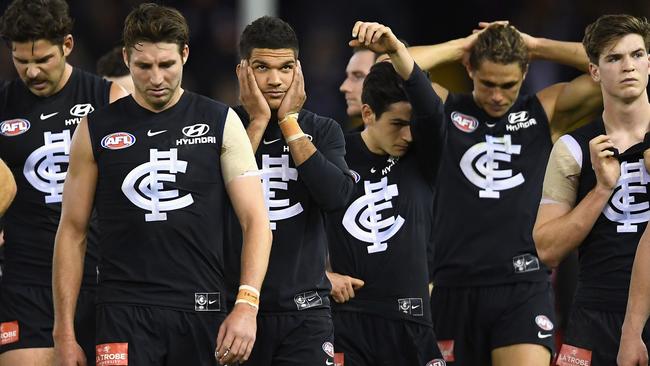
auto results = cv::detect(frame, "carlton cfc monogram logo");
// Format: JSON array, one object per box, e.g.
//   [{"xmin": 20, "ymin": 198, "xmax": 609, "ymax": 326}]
[
  {"xmin": 343, "ymin": 177, "xmax": 404, "ymax": 253},
  {"xmin": 122, "ymin": 148, "xmax": 194, "ymax": 222},
  {"xmin": 460, "ymin": 134, "xmax": 524, "ymax": 198},
  {"xmin": 260, "ymin": 154, "xmax": 303, "ymax": 230},
  {"xmin": 603, "ymin": 159, "xmax": 650, "ymax": 232},
  {"xmin": 24, "ymin": 130, "xmax": 71, "ymax": 203}
]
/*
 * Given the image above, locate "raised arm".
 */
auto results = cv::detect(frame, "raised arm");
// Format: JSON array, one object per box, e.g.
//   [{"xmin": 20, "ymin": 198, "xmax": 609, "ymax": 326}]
[
  {"xmin": 0, "ymin": 159, "xmax": 16, "ymax": 215},
  {"xmin": 618, "ymin": 224, "xmax": 650, "ymax": 366},
  {"xmin": 215, "ymin": 109, "xmax": 272, "ymax": 365},
  {"xmin": 52, "ymin": 117, "xmax": 97, "ymax": 366},
  {"xmin": 533, "ymin": 134, "xmax": 618, "ymax": 268}
]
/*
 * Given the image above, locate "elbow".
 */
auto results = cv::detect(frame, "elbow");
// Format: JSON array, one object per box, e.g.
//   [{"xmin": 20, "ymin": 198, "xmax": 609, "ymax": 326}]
[
  {"xmin": 536, "ymin": 245, "xmax": 561, "ymax": 269},
  {"xmin": 322, "ymin": 177, "xmax": 355, "ymax": 211}
]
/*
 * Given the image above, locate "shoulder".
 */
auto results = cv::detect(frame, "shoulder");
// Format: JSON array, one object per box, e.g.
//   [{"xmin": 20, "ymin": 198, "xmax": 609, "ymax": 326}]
[{"xmin": 298, "ymin": 109, "xmax": 341, "ymax": 135}]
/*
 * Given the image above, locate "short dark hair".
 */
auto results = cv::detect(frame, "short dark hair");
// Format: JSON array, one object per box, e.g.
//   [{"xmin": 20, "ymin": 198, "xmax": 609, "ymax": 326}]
[
  {"xmin": 97, "ymin": 46, "xmax": 129, "ymax": 77},
  {"xmin": 352, "ymin": 47, "xmax": 379, "ymax": 61},
  {"xmin": 361, "ymin": 62, "xmax": 408, "ymax": 119},
  {"xmin": 239, "ymin": 16, "xmax": 299, "ymax": 59},
  {"xmin": 123, "ymin": 3, "xmax": 189, "ymax": 57},
  {"xmin": 583, "ymin": 14, "xmax": 650, "ymax": 64},
  {"xmin": 0, "ymin": 0, "xmax": 73, "ymax": 45},
  {"xmin": 469, "ymin": 24, "xmax": 529, "ymax": 72}
]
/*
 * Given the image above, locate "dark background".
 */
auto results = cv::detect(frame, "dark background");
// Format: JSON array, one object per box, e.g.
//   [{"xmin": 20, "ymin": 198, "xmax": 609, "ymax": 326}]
[{"xmin": 1, "ymin": 0, "xmax": 648, "ymax": 124}]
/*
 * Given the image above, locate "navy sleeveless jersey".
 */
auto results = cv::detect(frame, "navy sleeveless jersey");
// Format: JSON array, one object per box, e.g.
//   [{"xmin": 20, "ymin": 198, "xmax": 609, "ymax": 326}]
[
  {"xmin": 0, "ymin": 68, "xmax": 110, "ymax": 288},
  {"xmin": 570, "ymin": 119, "xmax": 649, "ymax": 312},
  {"xmin": 432, "ymin": 92, "xmax": 552, "ymax": 286},
  {"xmin": 225, "ymin": 107, "xmax": 352, "ymax": 313},
  {"xmin": 88, "ymin": 92, "xmax": 229, "ymax": 312}
]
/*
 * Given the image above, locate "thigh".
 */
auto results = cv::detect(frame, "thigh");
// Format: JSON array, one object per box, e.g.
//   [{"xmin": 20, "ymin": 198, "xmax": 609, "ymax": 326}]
[
  {"xmin": 242, "ymin": 314, "xmax": 280, "ymax": 366},
  {"xmin": 74, "ymin": 289, "xmax": 96, "ymax": 363},
  {"xmin": 376, "ymin": 319, "xmax": 444, "ymax": 366},
  {"xmin": 0, "ymin": 285, "xmax": 53, "ymax": 353},
  {"xmin": 95, "ymin": 304, "xmax": 164, "ymax": 366},
  {"xmin": 558, "ymin": 307, "xmax": 621, "ymax": 366},
  {"xmin": 332, "ymin": 312, "xmax": 372, "ymax": 366},
  {"xmin": 490, "ymin": 282, "xmax": 555, "ymax": 357},
  {"xmin": 492, "ymin": 344, "xmax": 551, "ymax": 366},
  {"xmin": 274, "ymin": 314, "xmax": 335, "ymax": 366},
  {"xmin": 431, "ymin": 286, "xmax": 488, "ymax": 366},
  {"xmin": 164, "ymin": 311, "xmax": 224, "ymax": 366}
]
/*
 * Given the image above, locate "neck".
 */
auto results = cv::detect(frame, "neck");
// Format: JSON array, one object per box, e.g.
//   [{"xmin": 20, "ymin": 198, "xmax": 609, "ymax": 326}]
[
  {"xmin": 52, "ymin": 63, "xmax": 73, "ymax": 95},
  {"xmin": 360, "ymin": 129, "xmax": 386, "ymax": 155},
  {"xmin": 602, "ymin": 91, "xmax": 650, "ymax": 132},
  {"xmin": 134, "ymin": 87, "xmax": 184, "ymax": 113}
]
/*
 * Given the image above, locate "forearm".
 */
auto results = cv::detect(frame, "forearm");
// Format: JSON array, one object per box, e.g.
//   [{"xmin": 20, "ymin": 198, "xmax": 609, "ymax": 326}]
[
  {"xmin": 534, "ymin": 186, "xmax": 611, "ymax": 267},
  {"xmin": 622, "ymin": 229, "xmax": 650, "ymax": 336},
  {"xmin": 529, "ymin": 38, "xmax": 589, "ymax": 72},
  {"xmin": 286, "ymin": 136, "xmax": 317, "ymax": 166},
  {"xmin": 408, "ymin": 39, "xmax": 464, "ymax": 70},
  {"xmin": 246, "ymin": 119, "xmax": 269, "ymax": 153},
  {"xmin": 239, "ymin": 215, "xmax": 272, "ymax": 291},
  {"xmin": 388, "ymin": 44, "xmax": 414, "ymax": 80},
  {"xmin": 52, "ymin": 226, "xmax": 86, "ymax": 340},
  {"xmin": 0, "ymin": 160, "xmax": 16, "ymax": 215},
  {"xmin": 297, "ymin": 151, "xmax": 354, "ymax": 211}
]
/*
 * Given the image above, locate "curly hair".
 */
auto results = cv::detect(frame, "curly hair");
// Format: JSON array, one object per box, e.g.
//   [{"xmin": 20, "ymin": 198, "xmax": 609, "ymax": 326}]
[
  {"xmin": 0, "ymin": 0, "xmax": 73, "ymax": 45},
  {"xmin": 239, "ymin": 16, "xmax": 299, "ymax": 59},
  {"xmin": 123, "ymin": 3, "xmax": 189, "ymax": 57},
  {"xmin": 583, "ymin": 14, "xmax": 650, "ymax": 64},
  {"xmin": 469, "ymin": 24, "xmax": 529, "ymax": 72}
]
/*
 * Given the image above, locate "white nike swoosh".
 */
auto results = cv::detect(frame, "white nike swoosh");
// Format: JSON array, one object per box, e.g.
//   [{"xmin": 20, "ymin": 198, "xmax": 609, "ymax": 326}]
[
  {"xmin": 40, "ymin": 112, "xmax": 59, "ymax": 120},
  {"xmin": 537, "ymin": 331, "xmax": 552, "ymax": 339},
  {"xmin": 412, "ymin": 304, "xmax": 420, "ymax": 309},
  {"xmin": 326, "ymin": 361, "xmax": 334, "ymax": 365},
  {"xmin": 263, "ymin": 138, "xmax": 281, "ymax": 145},
  {"xmin": 208, "ymin": 300, "xmax": 217, "ymax": 304},
  {"xmin": 147, "ymin": 129, "xmax": 167, "ymax": 137}
]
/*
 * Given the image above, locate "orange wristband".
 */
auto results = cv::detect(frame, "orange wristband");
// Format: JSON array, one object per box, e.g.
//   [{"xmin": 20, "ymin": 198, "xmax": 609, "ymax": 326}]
[
  {"xmin": 279, "ymin": 113, "xmax": 302, "ymax": 137},
  {"xmin": 235, "ymin": 285, "xmax": 260, "ymax": 309}
]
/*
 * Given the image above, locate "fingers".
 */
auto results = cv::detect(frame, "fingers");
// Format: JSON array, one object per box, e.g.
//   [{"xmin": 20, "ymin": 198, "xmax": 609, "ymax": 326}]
[
  {"xmin": 351, "ymin": 277, "xmax": 365, "ymax": 290},
  {"xmin": 589, "ymin": 135, "xmax": 615, "ymax": 157},
  {"xmin": 222, "ymin": 337, "xmax": 243, "ymax": 365},
  {"xmin": 352, "ymin": 21, "xmax": 390, "ymax": 46},
  {"xmin": 215, "ymin": 323, "xmax": 228, "ymax": 363}
]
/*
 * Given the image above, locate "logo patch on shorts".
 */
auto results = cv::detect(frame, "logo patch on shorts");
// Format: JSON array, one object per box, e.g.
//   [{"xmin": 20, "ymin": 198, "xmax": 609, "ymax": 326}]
[
  {"xmin": 398, "ymin": 298, "xmax": 424, "ymax": 316},
  {"xmin": 535, "ymin": 314, "xmax": 554, "ymax": 331},
  {"xmin": 195, "ymin": 292, "xmax": 220, "ymax": 311},
  {"xmin": 425, "ymin": 359, "xmax": 447, "ymax": 366},
  {"xmin": 0, "ymin": 321, "xmax": 19, "ymax": 345},
  {"xmin": 96, "ymin": 342, "xmax": 128, "ymax": 366},
  {"xmin": 322, "ymin": 342, "xmax": 334, "ymax": 357},
  {"xmin": 437, "ymin": 340, "xmax": 455, "ymax": 362},
  {"xmin": 334, "ymin": 353, "xmax": 344, "ymax": 366},
  {"xmin": 556, "ymin": 344, "xmax": 592, "ymax": 366},
  {"xmin": 512, "ymin": 253, "xmax": 540, "ymax": 273},
  {"xmin": 294, "ymin": 291, "xmax": 323, "ymax": 310}
]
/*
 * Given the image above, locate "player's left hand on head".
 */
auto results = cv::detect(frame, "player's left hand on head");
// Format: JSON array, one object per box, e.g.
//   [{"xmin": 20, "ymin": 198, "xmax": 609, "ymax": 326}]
[
  {"xmin": 277, "ymin": 60, "xmax": 306, "ymax": 121},
  {"xmin": 215, "ymin": 303, "xmax": 258, "ymax": 365},
  {"xmin": 349, "ymin": 21, "xmax": 402, "ymax": 55}
]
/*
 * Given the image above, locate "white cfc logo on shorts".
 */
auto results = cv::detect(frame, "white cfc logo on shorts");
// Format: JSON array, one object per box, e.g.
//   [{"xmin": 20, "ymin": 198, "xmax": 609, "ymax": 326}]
[
  {"xmin": 122, "ymin": 148, "xmax": 194, "ymax": 222},
  {"xmin": 460, "ymin": 134, "xmax": 524, "ymax": 199},
  {"xmin": 24, "ymin": 130, "xmax": 71, "ymax": 203},
  {"xmin": 260, "ymin": 154, "xmax": 303, "ymax": 230},
  {"xmin": 342, "ymin": 177, "xmax": 404, "ymax": 254},
  {"xmin": 603, "ymin": 159, "xmax": 650, "ymax": 233}
]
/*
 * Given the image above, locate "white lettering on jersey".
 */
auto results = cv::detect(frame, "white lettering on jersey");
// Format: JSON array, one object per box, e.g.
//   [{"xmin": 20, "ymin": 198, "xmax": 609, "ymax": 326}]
[
  {"xmin": 23, "ymin": 130, "xmax": 71, "ymax": 203},
  {"xmin": 460, "ymin": 134, "xmax": 524, "ymax": 199},
  {"xmin": 342, "ymin": 177, "xmax": 405, "ymax": 253},
  {"xmin": 506, "ymin": 111, "xmax": 537, "ymax": 131},
  {"xmin": 121, "ymin": 148, "xmax": 194, "ymax": 222},
  {"xmin": 603, "ymin": 159, "xmax": 650, "ymax": 232},
  {"xmin": 260, "ymin": 154, "xmax": 303, "ymax": 229}
]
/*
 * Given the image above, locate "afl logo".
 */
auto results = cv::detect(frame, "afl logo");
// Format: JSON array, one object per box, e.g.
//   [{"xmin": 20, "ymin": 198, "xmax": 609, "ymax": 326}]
[
  {"xmin": 1, "ymin": 119, "xmax": 30, "ymax": 136},
  {"xmin": 451, "ymin": 111, "xmax": 479, "ymax": 133},
  {"xmin": 535, "ymin": 315, "xmax": 554, "ymax": 331},
  {"xmin": 101, "ymin": 132, "xmax": 136, "ymax": 150}
]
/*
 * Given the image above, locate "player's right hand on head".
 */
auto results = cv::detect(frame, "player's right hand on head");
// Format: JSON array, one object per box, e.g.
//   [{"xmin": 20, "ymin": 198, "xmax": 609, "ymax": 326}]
[
  {"xmin": 349, "ymin": 21, "xmax": 403, "ymax": 55},
  {"xmin": 326, "ymin": 271, "xmax": 364, "ymax": 303},
  {"xmin": 54, "ymin": 339, "xmax": 87, "ymax": 366},
  {"xmin": 236, "ymin": 59, "xmax": 271, "ymax": 124},
  {"xmin": 589, "ymin": 134, "xmax": 620, "ymax": 191}
]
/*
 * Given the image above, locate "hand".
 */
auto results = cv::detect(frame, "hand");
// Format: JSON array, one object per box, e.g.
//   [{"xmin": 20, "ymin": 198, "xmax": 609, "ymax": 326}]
[
  {"xmin": 54, "ymin": 338, "xmax": 87, "ymax": 366},
  {"xmin": 277, "ymin": 60, "xmax": 306, "ymax": 120},
  {"xmin": 236, "ymin": 59, "xmax": 271, "ymax": 124},
  {"xmin": 617, "ymin": 331, "xmax": 648, "ymax": 366},
  {"xmin": 349, "ymin": 21, "xmax": 404, "ymax": 55},
  {"xmin": 589, "ymin": 135, "xmax": 620, "ymax": 191},
  {"xmin": 461, "ymin": 21, "xmax": 510, "ymax": 66},
  {"xmin": 215, "ymin": 303, "xmax": 257, "ymax": 365},
  {"xmin": 326, "ymin": 271, "xmax": 364, "ymax": 303}
]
